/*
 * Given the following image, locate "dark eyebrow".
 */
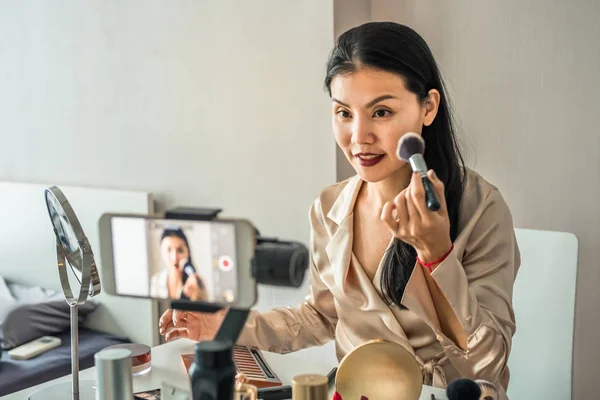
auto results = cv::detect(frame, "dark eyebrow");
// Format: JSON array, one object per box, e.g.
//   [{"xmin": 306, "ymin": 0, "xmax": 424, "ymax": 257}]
[
  {"xmin": 332, "ymin": 95, "xmax": 398, "ymax": 109},
  {"xmin": 365, "ymin": 95, "xmax": 398, "ymax": 108},
  {"xmin": 332, "ymin": 98, "xmax": 350, "ymax": 108}
]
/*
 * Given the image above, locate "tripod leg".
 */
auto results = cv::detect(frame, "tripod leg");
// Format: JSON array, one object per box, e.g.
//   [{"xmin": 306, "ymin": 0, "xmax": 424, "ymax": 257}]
[{"xmin": 214, "ymin": 308, "xmax": 250, "ymax": 343}]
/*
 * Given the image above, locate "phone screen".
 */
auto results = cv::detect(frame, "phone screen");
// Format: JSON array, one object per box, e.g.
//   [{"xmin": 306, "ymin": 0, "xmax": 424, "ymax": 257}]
[{"xmin": 109, "ymin": 217, "xmax": 238, "ymax": 303}]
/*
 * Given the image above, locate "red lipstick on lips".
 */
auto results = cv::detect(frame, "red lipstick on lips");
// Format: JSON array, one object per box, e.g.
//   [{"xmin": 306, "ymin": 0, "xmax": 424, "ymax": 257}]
[{"xmin": 354, "ymin": 153, "xmax": 384, "ymax": 167}]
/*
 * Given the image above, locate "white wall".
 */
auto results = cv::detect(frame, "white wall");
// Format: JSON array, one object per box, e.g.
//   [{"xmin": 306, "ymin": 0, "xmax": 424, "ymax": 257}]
[
  {"xmin": 367, "ymin": 1, "xmax": 599, "ymax": 398},
  {"xmin": 0, "ymin": 0, "xmax": 337, "ymax": 363}
]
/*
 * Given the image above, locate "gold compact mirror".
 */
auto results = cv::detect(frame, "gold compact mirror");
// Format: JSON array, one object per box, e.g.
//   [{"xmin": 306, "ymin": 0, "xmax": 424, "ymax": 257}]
[{"xmin": 335, "ymin": 339, "xmax": 423, "ymax": 400}]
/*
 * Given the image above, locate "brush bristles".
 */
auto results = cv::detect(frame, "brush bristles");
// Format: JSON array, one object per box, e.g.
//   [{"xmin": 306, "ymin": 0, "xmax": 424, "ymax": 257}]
[{"xmin": 397, "ymin": 132, "xmax": 425, "ymax": 162}]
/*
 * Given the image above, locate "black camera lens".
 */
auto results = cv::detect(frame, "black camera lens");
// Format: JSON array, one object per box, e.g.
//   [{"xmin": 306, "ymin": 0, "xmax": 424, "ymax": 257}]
[{"xmin": 252, "ymin": 239, "xmax": 309, "ymax": 288}]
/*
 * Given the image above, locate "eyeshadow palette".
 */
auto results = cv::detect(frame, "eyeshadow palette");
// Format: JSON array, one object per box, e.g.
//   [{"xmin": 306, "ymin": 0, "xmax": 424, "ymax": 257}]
[{"xmin": 181, "ymin": 345, "xmax": 282, "ymax": 389}]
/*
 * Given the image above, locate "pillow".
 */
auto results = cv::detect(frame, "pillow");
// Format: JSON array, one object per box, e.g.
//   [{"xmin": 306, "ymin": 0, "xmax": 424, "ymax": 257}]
[{"xmin": 0, "ymin": 277, "xmax": 99, "ymax": 349}]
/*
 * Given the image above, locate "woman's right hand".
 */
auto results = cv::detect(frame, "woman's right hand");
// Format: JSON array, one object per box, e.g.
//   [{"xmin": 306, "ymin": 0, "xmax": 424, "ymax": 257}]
[
  {"xmin": 158, "ymin": 308, "xmax": 228, "ymax": 342},
  {"xmin": 182, "ymin": 274, "xmax": 208, "ymax": 301}
]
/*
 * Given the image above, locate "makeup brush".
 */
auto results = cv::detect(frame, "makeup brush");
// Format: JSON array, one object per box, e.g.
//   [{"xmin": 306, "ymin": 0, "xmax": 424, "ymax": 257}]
[
  {"xmin": 446, "ymin": 378, "xmax": 499, "ymax": 400},
  {"xmin": 396, "ymin": 133, "xmax": 441, "ymax": 211},
  {"xmin": 446, "ymin": 379, "xmax": 481, "ymax": 400}
]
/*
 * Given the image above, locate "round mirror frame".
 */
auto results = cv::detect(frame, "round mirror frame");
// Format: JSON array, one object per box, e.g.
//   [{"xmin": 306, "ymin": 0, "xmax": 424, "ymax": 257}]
[{"xmin": 44, "ymin": 186, "xmax": 101, "ymax": 305}]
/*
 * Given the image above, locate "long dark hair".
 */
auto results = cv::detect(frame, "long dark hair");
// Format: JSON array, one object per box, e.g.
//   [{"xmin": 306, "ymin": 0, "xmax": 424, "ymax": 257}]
[
  {"xmin": 161, "ymin": 227, "xmax": 193, "ymax": 266},
  {"xmin": 324, "ymin": 22, "xmax": 466, "ymax": 308}
]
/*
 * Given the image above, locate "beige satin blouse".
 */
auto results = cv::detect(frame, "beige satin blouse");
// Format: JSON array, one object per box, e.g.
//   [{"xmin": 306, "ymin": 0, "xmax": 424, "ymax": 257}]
[{"xmin": 238, "ymin": 169, "xmax": 520, "ymax": 398}]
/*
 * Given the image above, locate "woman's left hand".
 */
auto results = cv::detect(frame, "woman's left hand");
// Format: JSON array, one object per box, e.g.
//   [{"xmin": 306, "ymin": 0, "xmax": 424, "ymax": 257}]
[{"xmin": 380, "ymin": 170, "xmax": 453, "ymax": 264}]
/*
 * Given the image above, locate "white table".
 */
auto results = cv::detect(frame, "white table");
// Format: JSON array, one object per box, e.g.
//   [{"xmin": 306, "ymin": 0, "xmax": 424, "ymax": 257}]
[{"xmin": 2, "ymin": 339, "xmax": 448, "ymax": 399}]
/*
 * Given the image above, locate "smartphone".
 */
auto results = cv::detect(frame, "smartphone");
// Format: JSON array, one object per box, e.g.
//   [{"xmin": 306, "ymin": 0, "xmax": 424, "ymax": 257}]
[{"xmin": 98, "ymin": 214, "xmax": 257, "ymax": 308}]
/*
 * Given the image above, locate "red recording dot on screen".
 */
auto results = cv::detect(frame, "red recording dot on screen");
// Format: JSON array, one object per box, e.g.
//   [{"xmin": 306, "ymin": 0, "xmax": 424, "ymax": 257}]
[{"xmin": 218, "ymin": 255, "xmax": 233, "ymax": 272}]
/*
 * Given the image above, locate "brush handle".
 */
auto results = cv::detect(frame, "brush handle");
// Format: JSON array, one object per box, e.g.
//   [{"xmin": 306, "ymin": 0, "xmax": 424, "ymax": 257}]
[{"xmin": 422, "ymin": 176, "xmax": 441, "ymax": 211}]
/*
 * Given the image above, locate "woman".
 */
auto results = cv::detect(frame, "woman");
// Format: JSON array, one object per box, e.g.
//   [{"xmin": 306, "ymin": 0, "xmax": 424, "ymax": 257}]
[
  {"xmin": 159, "ymin": 22, "xmax": 519, "ymax": 397},
  {"xmin": 150, "ymin": 227, "xmax": 207, "ymax": 301}
]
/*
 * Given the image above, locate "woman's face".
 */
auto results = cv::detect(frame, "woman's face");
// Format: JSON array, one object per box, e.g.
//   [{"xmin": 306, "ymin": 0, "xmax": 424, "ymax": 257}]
[
  {"xmin": 330, "ymin": 67, "xmax": 438, "ymax": 183},
  {"xmin": 161, "ymin": 236, "xmax": 190, "ymax": 269}
]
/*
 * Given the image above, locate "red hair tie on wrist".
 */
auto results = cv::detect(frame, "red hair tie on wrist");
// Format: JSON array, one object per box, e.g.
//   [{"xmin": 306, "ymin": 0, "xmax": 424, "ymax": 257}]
[{"xmin": 417, "ymin": 244, "xmax": 454, "ymax": 273}]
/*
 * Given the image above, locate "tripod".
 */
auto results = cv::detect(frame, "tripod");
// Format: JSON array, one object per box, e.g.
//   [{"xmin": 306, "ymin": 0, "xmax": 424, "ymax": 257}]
[{"xmin": 165, "ymin": 207, "xmax": 308, "ymax": 400}]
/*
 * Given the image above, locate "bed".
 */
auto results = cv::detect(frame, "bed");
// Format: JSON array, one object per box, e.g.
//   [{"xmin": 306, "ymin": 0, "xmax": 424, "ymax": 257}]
[
  {"xmin": 0, "ymin": 327, "xmax": 130, "ymax": 396},
  {"xmin": 0, "ymin": 181, "xmax": 158, "ymax": 396}
]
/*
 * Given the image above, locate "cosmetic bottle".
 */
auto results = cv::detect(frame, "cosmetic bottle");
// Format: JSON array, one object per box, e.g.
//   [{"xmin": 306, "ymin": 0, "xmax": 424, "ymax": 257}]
[{"xmin": 292, "ymin": 374, "xmax": 328, "ymax": 400}]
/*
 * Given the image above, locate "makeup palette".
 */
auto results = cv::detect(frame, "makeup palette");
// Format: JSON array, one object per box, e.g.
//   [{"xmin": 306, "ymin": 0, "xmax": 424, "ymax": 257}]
[{"xmin": 181, "ymin": 345, "xmax": 282, "ymax": 389}]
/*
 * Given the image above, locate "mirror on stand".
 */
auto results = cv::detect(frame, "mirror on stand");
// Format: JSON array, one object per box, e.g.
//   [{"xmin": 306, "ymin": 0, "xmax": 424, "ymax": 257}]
[{"xmin": 28, "ymin": 186, "xmax": 101, "ymax": 400}]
